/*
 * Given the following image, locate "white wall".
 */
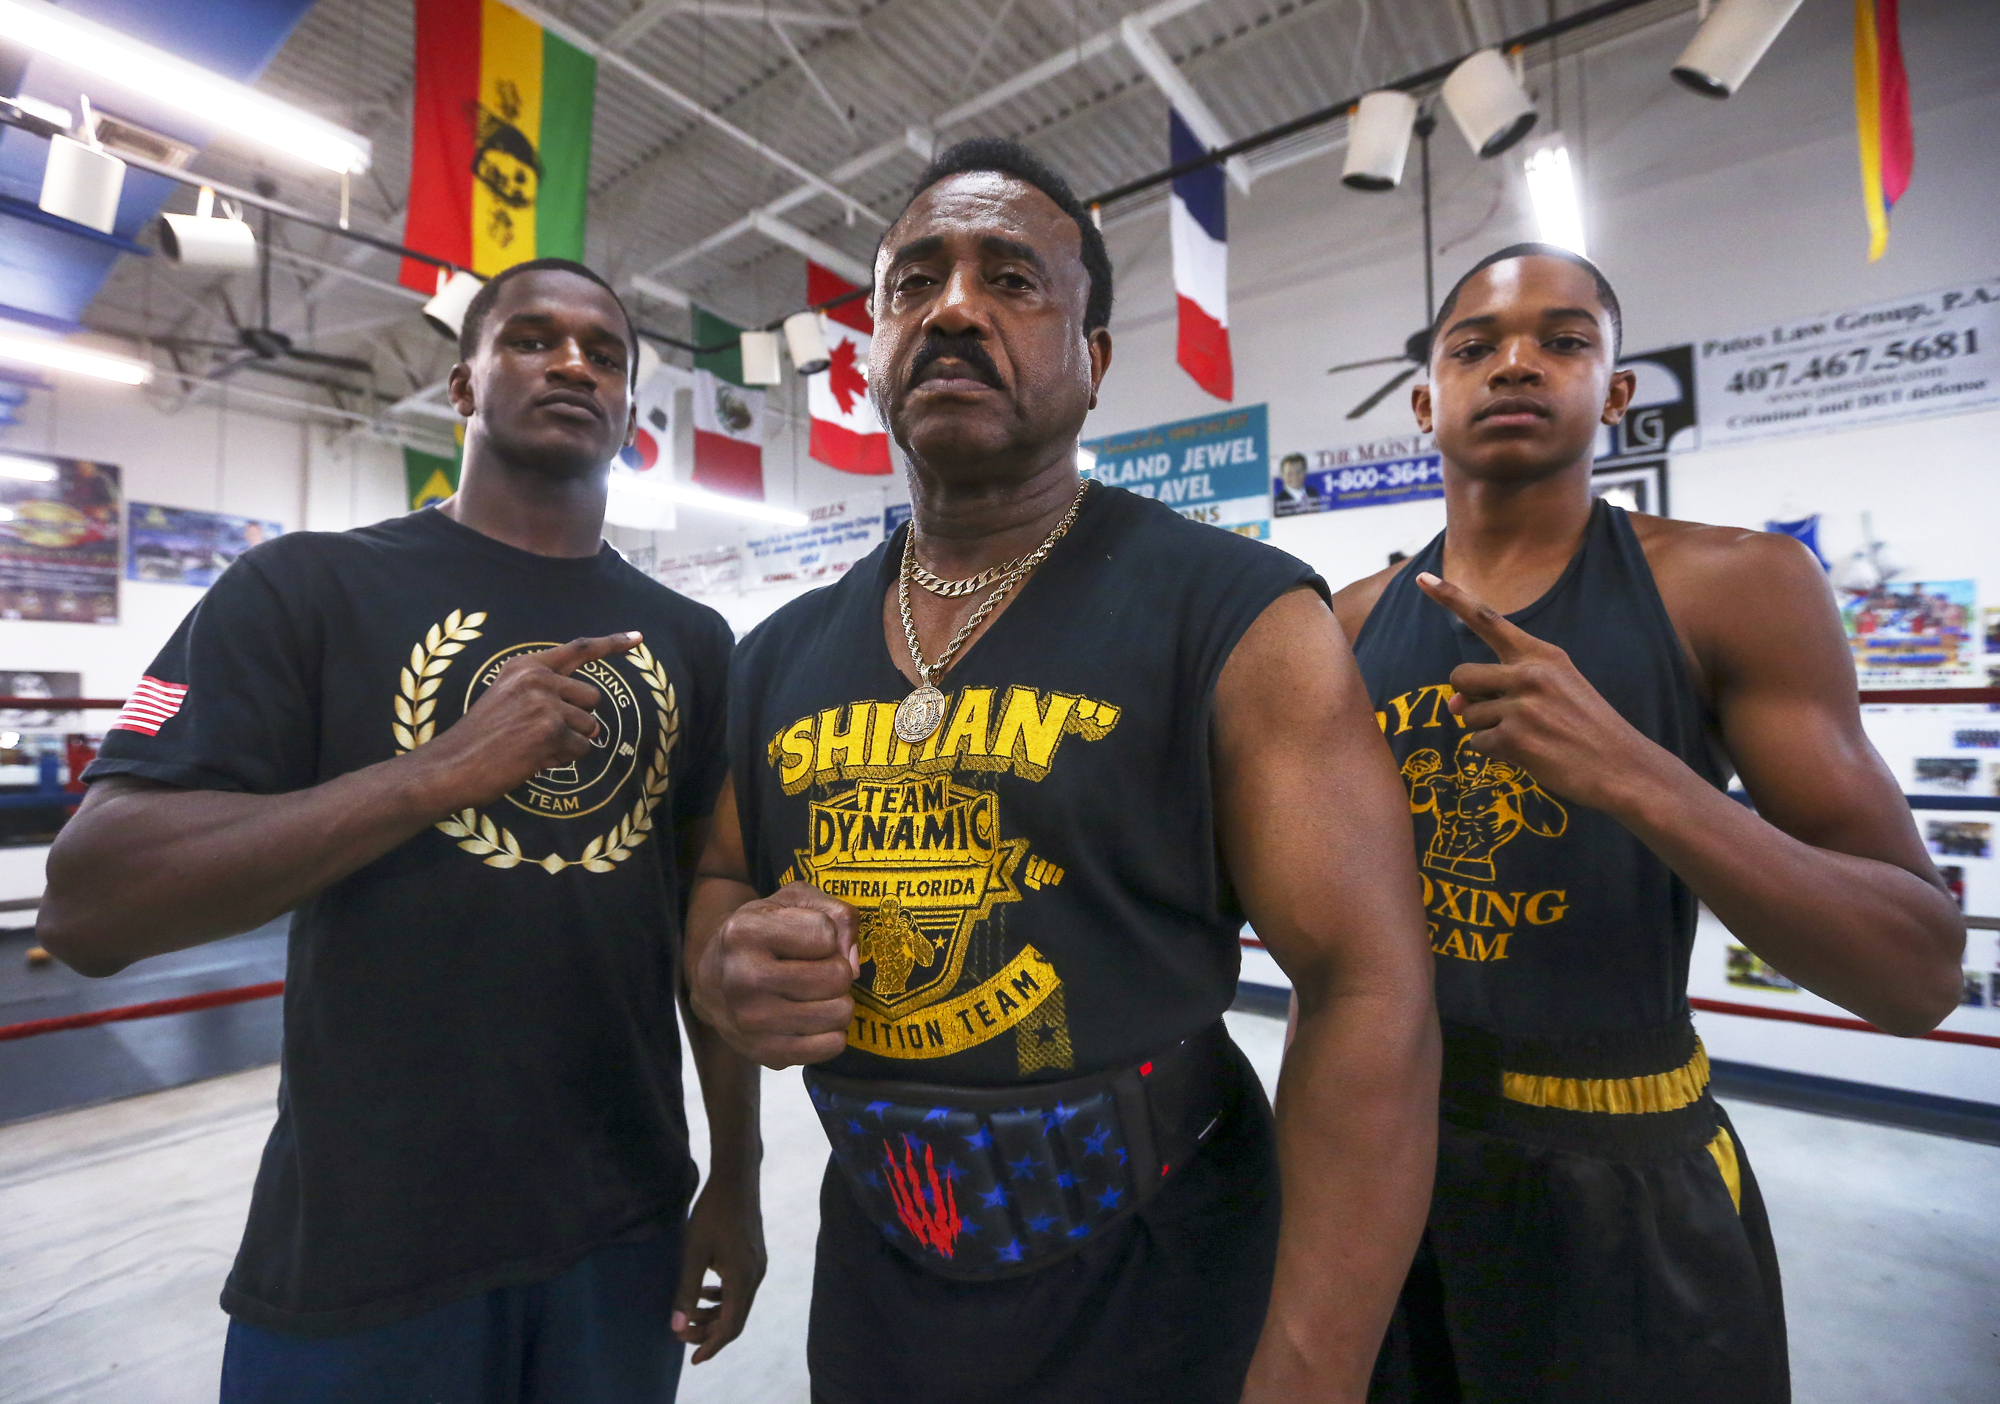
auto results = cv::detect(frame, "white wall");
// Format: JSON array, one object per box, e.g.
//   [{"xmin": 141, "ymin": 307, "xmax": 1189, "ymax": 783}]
[{"xmin": 0, "ymin": 382, "xmax": 406, "ymax": 700}]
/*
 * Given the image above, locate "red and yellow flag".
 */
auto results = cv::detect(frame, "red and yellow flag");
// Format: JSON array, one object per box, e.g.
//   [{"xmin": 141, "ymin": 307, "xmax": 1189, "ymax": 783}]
[
  {"xmin": 1853, "ymin": 0, "xmax": 1913, "ymax": 263},
  {"xmin": 399, "ymin": 0, "xmax": 596, "ymax": 291}
]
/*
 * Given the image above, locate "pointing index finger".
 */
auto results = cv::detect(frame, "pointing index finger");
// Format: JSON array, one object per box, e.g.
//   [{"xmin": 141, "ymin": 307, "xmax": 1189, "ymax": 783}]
[
  {"xmin": 1414, "ymin": 572, "xmax": 1534, "ymax": 662},
  {"xmin": 537, "ymin": 631, "xmax": 643, "ymax": 676}
]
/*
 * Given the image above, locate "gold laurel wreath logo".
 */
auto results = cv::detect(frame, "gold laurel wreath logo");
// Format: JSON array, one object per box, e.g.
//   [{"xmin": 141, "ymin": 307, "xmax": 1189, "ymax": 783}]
[{"xmin": 393, "ymin": 611, "xmax": 680, "ymax": 875}]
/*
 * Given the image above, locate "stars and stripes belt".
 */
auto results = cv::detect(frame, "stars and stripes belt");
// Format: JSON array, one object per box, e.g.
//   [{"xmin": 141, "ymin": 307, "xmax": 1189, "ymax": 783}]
[{"xmin": 803, "ymin": 1021, "xmax": 1240, "ymax": 1282}]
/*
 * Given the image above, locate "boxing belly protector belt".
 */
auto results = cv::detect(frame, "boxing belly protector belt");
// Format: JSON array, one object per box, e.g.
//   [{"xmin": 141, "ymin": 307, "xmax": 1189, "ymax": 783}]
[{"xmin": 804, "ymin": 1022, "xmax": 1239, "ymax": 1281}]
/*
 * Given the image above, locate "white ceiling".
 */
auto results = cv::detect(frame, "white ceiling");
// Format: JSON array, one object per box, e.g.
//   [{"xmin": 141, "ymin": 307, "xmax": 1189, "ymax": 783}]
[{"xmin": 81, "ymin": 0, "xmax": 1697, "ymax": 435}]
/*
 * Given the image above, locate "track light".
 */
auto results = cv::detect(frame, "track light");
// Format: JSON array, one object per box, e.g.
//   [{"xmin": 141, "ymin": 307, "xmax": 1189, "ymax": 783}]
[
  {"xmin": 423, "ymin": 269, "xmax": 485, "ymax": 340},
  {"xmin": 0, "ymin": 0, "xmax": 370, "ymax": 173},
  {"xmin": 0, "ymin": 330, "xmax": 152, "ymax": 385},
  {"xmin": 157, "ymin": 186, "xmax": 258, "ymax": 271},
  {"xmin": 783, "ymin": 312, "xmax": 831, "ymax": 376},
  {"xmin": 1441, "ymin": 49, "xmax": 1538, "ymax": 158},
  {"xmin": 740, "ymin": 330, "xmax": 783, "ymax": 387},
  {"xmin": 1523, "ymin": 134, "xmax": 1586, "ymax": 256},
  {"xmin": 1342, "ymin": 90, "xmax": 1419, "ymax": 191},
  {"xmin": 38, "ymin": 100, "xmax": 123, "ymax": 234},
  {"xmin": 1671, "ymin": 0, "xmax": 1806, "ymax": 98}
]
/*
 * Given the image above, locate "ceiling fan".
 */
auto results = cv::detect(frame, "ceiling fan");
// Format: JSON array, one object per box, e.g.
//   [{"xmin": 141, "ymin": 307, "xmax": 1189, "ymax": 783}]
[
  {"xmin": 206, "ymin": 191, "xmax": 373, "ymax": 385},
  {"xmin": 1327, "ymin": 111, "xmax": 1439, "ymax": 420}
]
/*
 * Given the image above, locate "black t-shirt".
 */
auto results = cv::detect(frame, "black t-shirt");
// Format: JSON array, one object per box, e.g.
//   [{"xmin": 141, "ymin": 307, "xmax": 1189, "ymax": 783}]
[
  {"xmin": 729, "ymin": 485, "xmax": 1324, "ymax": 1087},
  {"xmin": 87, "ymin": 507, "xmax": 732, "ymax": 1335}
]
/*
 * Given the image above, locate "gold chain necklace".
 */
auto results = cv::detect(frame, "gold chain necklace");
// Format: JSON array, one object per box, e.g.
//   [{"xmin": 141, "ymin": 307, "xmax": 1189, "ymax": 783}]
[
  {"xmin": 909, "ymin": 546, "xmax": 1040, "ymax": 598},
  {"xmin": 892, "ymin": 480, "xmax": 1091, "ymax": 744}
]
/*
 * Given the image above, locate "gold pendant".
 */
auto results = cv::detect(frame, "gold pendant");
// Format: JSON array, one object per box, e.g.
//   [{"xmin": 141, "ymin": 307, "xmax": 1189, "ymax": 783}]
[{"xmin": 894, "ymin": 684, "xmax": 947, "ymax": 743}]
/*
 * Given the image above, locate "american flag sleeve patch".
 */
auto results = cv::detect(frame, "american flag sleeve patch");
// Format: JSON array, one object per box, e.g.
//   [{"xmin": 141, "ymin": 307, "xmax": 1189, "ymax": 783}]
[{"xmin": 112, "ymin": 676, "xmax": 190, "ymax": 736}]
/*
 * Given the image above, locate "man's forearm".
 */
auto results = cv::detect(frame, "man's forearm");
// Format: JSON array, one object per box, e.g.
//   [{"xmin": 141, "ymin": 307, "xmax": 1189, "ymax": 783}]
[
  {"xmin": 40, "ymin": 758, "xmax": 455, "ymax": 975},
  {"xmin": 1607, "ymin": 750, "xmax": 1963, "ymax": 1033},
  {"xmin": 1243, "ymin": 986, "xmax": 1440, "ymax": 1402},
  {"xmin": 680, "ymin": 987, "xmax": 763, "ymax": 1185}
]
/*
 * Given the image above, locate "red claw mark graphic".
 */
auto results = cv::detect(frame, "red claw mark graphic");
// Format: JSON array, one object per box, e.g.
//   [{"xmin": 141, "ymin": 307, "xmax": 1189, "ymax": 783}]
[{"xmin": 884, "ymin": 1136, "xmax": 961, "ymax": 1257}]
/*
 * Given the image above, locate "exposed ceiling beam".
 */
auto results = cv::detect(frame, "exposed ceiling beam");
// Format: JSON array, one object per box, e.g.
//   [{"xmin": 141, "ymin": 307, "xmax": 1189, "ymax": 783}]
[
  {"xmin": 1120, "ymin": 17, "xmax": 1253, "ymax": 194},
  {"xmin": 634, "ymin": 0, "xmax": 1218, "ymax": 288},
  {"xmin": 506, "ymin": 0, "xmax": 882, "ymax": 227},
  {"xmin": 609, "ymin": 0, "xmax": 860, "ymax": 47},
  {"xmin": 750, "ymin": 212, "xmax": 871, "ymax": 285},
  {"xmin": 768, "ymin": 17, "xmax": 856, "ymax": 137}
]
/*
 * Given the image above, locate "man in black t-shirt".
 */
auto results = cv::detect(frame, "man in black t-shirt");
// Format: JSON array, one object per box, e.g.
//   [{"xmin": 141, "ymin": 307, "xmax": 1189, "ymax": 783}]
[
  {"xmin": 687, "ymin": 141, "xmax": 1440, "ymax": 1403},
  {"xmin": 40, "ymin": 260, "xmax": 764, "ymax": 1403}
]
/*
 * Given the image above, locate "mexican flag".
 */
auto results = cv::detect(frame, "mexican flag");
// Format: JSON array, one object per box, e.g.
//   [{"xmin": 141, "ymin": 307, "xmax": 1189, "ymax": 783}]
[
  {"xmin": 807, "ymin": 262, "xmax": 892, "ymax": 475},
  {"xmin": 399, "ymin": 0, "xmax": 596, "ymax": 291},
  {"xmin": 692, "ymin": 308, "xmax": 765, "ymax": 500}
]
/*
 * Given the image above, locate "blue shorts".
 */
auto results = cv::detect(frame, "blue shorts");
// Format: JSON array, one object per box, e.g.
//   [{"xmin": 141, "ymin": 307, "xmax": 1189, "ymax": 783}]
[{"xmin": 221, "ymin": 1226, "xmax": 686, "ymax": 1404}]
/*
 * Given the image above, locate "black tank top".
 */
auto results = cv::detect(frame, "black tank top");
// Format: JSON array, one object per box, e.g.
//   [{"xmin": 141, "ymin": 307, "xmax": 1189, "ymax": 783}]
[
  {"xmin": 729, "ymin": 484, "xmax": 1324, "ymax": 1086},
  {"xmin": 1352, "ymin": 499, "xmax": 1722, "ymax": 1039}
]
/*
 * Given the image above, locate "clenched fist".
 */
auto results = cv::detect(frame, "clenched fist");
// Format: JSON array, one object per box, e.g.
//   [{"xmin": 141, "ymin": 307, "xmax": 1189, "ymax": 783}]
[
  {"xmin": 691, "ymin": 882, "xmax": 860, "ymax": 1068},
  {"xmin": 405, "ymin": 632, "xmax": 642, "ymax": 812}
]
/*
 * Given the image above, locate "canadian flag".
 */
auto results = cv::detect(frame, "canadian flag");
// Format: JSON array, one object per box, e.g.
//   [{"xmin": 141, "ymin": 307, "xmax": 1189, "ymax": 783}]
[{"xmin": 806, "ymin": 262, "xmax": 892, "ymax": 475}]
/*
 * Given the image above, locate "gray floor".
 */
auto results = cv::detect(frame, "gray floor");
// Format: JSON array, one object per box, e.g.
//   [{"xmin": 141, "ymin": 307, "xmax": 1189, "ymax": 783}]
[{"xmin": 1, "ymin": 1011, "xmax": 1994, "ymax": 1403}]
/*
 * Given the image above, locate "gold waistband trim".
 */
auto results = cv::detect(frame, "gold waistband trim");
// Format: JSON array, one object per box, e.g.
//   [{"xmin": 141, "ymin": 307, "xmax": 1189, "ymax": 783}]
[{"xmin": 1501, "ymin": 1040, "xmax": 1711, "ymax": 1115}]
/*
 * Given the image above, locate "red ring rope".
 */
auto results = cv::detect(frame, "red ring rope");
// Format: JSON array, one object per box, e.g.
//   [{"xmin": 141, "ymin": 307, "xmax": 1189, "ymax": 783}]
[{"xmin": 0, "ymin": 981, "xmax": 283, "ymax": 1042}]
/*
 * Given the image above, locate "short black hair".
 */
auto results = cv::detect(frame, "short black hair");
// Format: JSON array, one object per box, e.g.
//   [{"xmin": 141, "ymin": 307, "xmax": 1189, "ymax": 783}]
[
  {"xmin": 889, "ymin": 137, "xmax": 1114, "ymax": 333},
  {"xmin": 457, "ymin": 257, "xmax": 640, "ymax": 382},
  {"xmin": 1432, "ymin": 242, "xmax": 1623, "ymax": 361}
]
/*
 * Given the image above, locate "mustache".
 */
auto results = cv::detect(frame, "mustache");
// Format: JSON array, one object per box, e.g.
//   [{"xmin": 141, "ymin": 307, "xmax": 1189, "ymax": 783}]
[{"xmin": 907, "ymin": 333, "xmax": 1002, "ymax": 390}]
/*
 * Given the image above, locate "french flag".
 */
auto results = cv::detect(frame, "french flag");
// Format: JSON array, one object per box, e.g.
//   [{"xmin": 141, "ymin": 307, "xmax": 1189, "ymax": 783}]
[{"xmin": 1170, "ymin": 109, "xmax": 1232, "ymax": 401}]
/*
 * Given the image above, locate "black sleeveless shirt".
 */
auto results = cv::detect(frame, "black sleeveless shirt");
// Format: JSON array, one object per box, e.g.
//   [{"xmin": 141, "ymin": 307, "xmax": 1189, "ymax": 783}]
[
  {"xmin": 729, "ymin": 484, "xmax": 1324, "ymax": 1086},
  {"xmin": 1352, "ymin": 499, "xmax": 1722, "ymax": 1040}
]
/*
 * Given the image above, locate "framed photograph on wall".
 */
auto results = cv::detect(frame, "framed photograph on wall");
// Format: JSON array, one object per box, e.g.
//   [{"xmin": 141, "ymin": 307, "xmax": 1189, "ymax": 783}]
[{"xmin": 1590, "ymin": 459, "xmax": 1667, "ymax": 516}]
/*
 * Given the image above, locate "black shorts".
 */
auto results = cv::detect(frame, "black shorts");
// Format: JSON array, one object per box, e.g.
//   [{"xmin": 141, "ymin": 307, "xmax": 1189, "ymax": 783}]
[
  {"xmin": 1371, "ymin": 1023, "xmax": 1789, "ymax": 1404},
  {"xmin": 806, "ymin": 1043, "xmax": 1280, "ymax": 1404}
]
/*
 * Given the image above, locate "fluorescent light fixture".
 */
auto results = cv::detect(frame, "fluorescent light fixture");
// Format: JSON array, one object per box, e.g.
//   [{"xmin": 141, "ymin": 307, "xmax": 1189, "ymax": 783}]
[
  {"xmin": 609, "ymin": 473, "xmax": 807, "ymax": 526},
  {"xmin": 0, "ymin": 0, "xmax": 372, "ymax": 174},
  {"xmin": 0, "ymin": 455, "xmax": 56, "ymax": 482},
  {"xmin": 1671, "ymin": 0, "xmax": 1805, "ymax": 99},
  {"xmin": 1523, "ymin": 134, "xmax": 1586, "ymax": 256},
  {"xmin": 1441, "ymin": 49, "xmax": 1538, "ymax": 158},
  {"xmin": 0, "ymin": 332, "xmax": 152, "ymax": 385},
  {"xmin": 1342, "ymin": 90, "xmax": 1419, "ymax": 191},
  {"xmin": 10, "ymin": 94, "xmax": 71, "ymax": 129}
]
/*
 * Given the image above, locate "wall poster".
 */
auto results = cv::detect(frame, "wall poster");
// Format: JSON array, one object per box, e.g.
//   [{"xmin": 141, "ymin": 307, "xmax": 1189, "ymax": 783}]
[
  {"xmin": 0, "ymin": 454, "xmax": 120, "ymax": 623},
  {"xmin": 1083, "ymin": 403, "xmax": 1269, "ymax": 538},
  {"xmin": 128, "ymin": 504, "xmax": 282, "ymax": 587},
  {"xmin": 1842, "ymin": 578, "xmax": 1978, "ymax": 687},
  {"xmin": 1696, "ymin": 277, "xmax": 2000, "ymax": 447},
  {"xmin": 1590, "ymin": 460, "xmax": 1667, "ymax": 516},
  {"xmin": 655, "ymin": 544, "xmax": 743, "ymax": 599},
  {"xmin": 1272, "ymin": 432, "xmax": 1441, "ymax": 516},
  {"xmin": 743, "ymin": 494, "xmax": 885, "ymax": 590}
]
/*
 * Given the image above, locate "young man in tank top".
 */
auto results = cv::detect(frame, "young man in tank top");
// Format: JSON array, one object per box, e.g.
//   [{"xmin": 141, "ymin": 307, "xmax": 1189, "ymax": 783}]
[
  {"xmin": 1331, "ymin": 243, "xmax": 1964, "ymax": 1403},
  {"xmin": 40, "ymin": 261, "xmax": 765, "ymax": 1401},
  {"xmin": 686, "ymin": 139, "xmax": 1442, "ymax": 1402}
]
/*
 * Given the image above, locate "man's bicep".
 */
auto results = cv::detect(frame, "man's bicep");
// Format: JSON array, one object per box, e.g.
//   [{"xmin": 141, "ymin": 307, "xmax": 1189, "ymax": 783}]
[
  {"xmin": 1710, "ymin": 545, "xmax": 1936, "ymax": 876},
  {"xmin": 694, "ymin": 773, "xmax": 752, "ymax": 885},
  {"xmin": 1212, "ymin": 590, "xmax": 1428, "ymax": 996}
]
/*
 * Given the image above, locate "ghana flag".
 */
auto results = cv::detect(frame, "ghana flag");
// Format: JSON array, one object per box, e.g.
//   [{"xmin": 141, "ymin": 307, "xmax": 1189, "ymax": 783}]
[{"xmin": 399, "ymin": 0, "xmax": 596, "ymax": 292}]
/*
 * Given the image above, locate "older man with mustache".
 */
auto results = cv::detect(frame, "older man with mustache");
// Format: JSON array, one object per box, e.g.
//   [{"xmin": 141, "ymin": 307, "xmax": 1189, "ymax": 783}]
[{"xmin": 685, "ymin": 139, "xmax": 1440, "ymax": 1404}]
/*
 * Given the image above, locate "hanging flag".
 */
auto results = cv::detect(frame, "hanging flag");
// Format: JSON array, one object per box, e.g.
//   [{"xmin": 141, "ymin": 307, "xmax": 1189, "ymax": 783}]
[
  {"xmin": 806, "ymin": 262, "xmax": 892, "ymax": 476},
  {"xmin": 691, "ymin": 308, "xmax": 766, "ymax": 500},
  {"xmin": 620, "ymin": 364, "xmax": 686, "ymax": 477},
  {"xmin": 1170, "ymin": 109, "xmax": 1232, "ymax": 401},
  {"xmin": 399, "ymin": 0, "xmax": 597, "ymax": 292},
  {"xmin": 404, "ymin": 446, "xmax": 461, "ymax": 510},
  {"xmin": 1853, "ymin": 0, "xmax": 1913, "ymax": 264}
]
